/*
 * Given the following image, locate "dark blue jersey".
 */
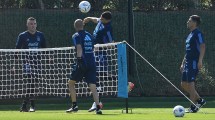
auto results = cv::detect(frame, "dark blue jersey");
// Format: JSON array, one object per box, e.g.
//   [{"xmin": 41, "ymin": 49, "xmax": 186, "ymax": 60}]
[
  {"xmin": 72, "ymin": 30, "xmax": 95, "ymax": 65},
  {"xmin": 185, "ymin": 28, "xmax": 204, "ymax": 60},
  {"xmin": 93, "ymin": 19, "xmax": 113, "ymax": 44},
  {"xmin": 15, "ymin": 31, "xmax": 46, "ymax": 64},
  {"xmin": 15, "ymin": 31, "xmax": 46, "ymax": 49}
]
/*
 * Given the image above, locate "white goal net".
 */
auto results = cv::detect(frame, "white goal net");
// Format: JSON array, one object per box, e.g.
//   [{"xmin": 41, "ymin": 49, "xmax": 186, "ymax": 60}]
[{"xmin": 0, "ymin": 42, "xmax": 125, "ymax": 99}]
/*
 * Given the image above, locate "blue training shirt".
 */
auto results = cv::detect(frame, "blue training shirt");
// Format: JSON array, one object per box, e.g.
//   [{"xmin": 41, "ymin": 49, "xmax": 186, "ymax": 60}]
[
  {"xmin": 15, "ymin": 31, "xmax": 46, "ymax": 49},
  {"xmin": 185, "ymin": 28, "xmax": 204, "ymax": 60},
  {"xmin": 93, "ymin": 19, "xmax": 113, "ymax": 44},
  {"xmin": 72, "ymin": 30, "xmax": 95, "ymax": 65}
]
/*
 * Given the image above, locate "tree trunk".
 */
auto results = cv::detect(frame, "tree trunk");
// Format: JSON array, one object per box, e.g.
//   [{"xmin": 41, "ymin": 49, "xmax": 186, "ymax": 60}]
[
  {"xmin": 38, "ymin": 0, "xmax": 45, "ymax": 10},
  {"xmin": 211, "ymin": 0, "xmax": 215, "ymax": 10}
]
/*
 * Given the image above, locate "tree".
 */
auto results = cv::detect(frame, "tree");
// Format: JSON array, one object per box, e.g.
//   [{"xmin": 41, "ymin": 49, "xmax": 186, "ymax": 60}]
[{"xmin": 211, "ymin": 0, "xmax": 215, "ymax": 10}]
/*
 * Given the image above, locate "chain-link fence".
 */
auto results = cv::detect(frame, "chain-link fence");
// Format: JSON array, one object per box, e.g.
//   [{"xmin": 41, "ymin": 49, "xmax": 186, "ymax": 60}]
[{"xmin": 0, "ymin": 0, "xmax": 214, "ymax": 96}]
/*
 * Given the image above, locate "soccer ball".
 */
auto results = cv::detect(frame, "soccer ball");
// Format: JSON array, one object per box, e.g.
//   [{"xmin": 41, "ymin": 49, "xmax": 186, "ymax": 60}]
[
  {"xmin": 173, "ymin": 105, "xmax": 185, "ymax": 117},
  {"xmin": 79, "ymin": 1, "xmax": 91, "ymax": 13}
]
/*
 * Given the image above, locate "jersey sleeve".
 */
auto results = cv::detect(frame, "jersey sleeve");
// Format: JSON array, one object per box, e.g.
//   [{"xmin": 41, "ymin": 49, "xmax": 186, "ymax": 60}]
[
  {"xmin": 94, "ymin": 30, "xmax": 104, "ymax": 44},
  {"xmin": 197, "ymin": 33, "xmax": 204, "ymax": 44},
  {"xmin": 15, "ymin": 34, "xmax": 23, "ymax": 49},
  {"xmin": 72, "ymin": 34, "xmax": 81, "ymax": 46},
  {"xmin": 107, "ymin": 27, "xmax": 113, "ymax": 43}
]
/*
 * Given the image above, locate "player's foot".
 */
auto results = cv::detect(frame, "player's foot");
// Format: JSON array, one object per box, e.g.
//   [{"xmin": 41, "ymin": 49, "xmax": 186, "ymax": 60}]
[
  {"xmin": 88, "ymin": 102, "xmax": 96, "ymax": 112},
  {"xmin": 185, "ymin": 105, "xmax": 198, "ymax": 113},
  {"xmin": 66, "ymin": 106, "xmax": 78, "ymax": 113},
  {"xmin": 196, "ymin": 98, "xmax": 206, "ymax": 108},
  {"xmin": 88, "ymin": 102, "xmax": 103, "ymax": 112},
  {"xmin": 20, "ymin": 107, "xmax": 28, "ymax": 112},
  {"xmin": 96, "ymin": 109, "xmax": 102, "ymax": 115},
  {"xmin": 29, "ymin": 107, "xmax": 35, "ymax": 112}
]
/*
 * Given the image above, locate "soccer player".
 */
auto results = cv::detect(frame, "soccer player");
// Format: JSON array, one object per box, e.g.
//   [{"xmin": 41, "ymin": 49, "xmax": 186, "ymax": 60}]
[
  {"xmin": 15, "ymin": 17, "xmax": 46, "ymax": 112},
  {"xmin": 180, "ymin": 15, "xmax": 206, "ymax": 113},
  {"xmin": 83, "ymin": 11, "xmax": 114, "ymax": 112},
  {"xmin": 66, "ymin": 19, "xmax": 102, "ymax": 114}
]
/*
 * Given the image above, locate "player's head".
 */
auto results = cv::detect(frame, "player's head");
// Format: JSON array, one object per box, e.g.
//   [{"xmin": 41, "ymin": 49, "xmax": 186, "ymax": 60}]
[
  {"xmin": 26, "ymin": 17, "xmax": 37, "ymax": 34},
  {"xmin": 74, "ymin": 19, "xmax": 84, "ymax": 31},
  {"xmin": 100, "ymin": 11, "xmax": 112, "ymax": 24},
  {"xmin": 187, "ymin": 15, "xmax": 201, "ymax": 30}
]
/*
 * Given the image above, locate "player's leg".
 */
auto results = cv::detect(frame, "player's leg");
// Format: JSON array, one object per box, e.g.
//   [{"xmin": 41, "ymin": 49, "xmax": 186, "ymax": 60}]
[
  {"xmin": 20, "ymin": 64, "xmax": 31, "ymax": 112},
  {"xmin": 89, "ymin": 83, "xmax": 102, "ymax": 114},
  {"xmin": 20, "ymin": 98, "xmax": 29, "ymax": 112},
  {"xmin": 86, "ymin": 67, "xmax": 102, "ymax": 114},
  {"xmin": 29, "ymin": 61, "xmax": 39, "ymax": 112},
  {"xmin": 66, "ymin": 64, "xmax": 83, "ymax": 113},
  {"xmin": 182, "ymin": 60, "xmax": 206, "ymax": 113},
  {"xmin": 88, "ymin": 53, "xmax": 104, "ymax": 112},
  {"xmin": 66, "ymin": 80, "xmax": 78, "ymax": 112},
  {"xmin": 88, "ymin": 76, "xmax": 103, "ymax": 112}
]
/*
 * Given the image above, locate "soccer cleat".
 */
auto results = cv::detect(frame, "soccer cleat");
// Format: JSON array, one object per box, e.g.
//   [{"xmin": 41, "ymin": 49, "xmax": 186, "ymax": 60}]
[
  {"xmin": 88, "ymin": 102, "xmax": 103, "ymax": 112},
  {"xmin": 96, "ymin": 109, "xmax": 102, "ymax": 115},
  {"xmin": 20, "ymin": 107, "xmax": 28, "ymax": 112},
  {"xmin": 66, "ymin": 106, "xmax": 78, "ymax": 113},
  {"xmin": 29, "ymin": 107, "xmax": 35, "ymax": 112},
  {"xmin": 185, "ymin": 105, "xmax": 198, "ymax": 113},
  {"xmin": 88, "ymin": 102, "xmax": 96, "ymax": 112},
  {"xmin": 196, "ymin": 98, "xmax": 206, "ymax": 108}
]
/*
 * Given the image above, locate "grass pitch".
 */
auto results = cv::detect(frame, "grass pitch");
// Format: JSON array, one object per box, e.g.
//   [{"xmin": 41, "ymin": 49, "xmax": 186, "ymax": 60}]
[{"xmin": 0, "ymin": 97, "xmax": 214, "ymax": 120}]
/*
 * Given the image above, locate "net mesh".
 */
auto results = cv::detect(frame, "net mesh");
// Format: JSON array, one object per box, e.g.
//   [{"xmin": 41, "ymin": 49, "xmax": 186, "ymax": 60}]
[{"xmin": 0, "ymin": 43, "xmax": 119, "ymax": 99}]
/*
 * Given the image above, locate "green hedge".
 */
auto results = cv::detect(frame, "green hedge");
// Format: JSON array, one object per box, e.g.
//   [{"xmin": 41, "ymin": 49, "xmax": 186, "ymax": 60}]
[{"xmin": 0, "ymin": 9, "xmax": 214, "ymax": 96}]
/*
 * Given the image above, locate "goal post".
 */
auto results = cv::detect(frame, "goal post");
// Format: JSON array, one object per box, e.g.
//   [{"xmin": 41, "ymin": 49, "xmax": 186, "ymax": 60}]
[{"xmin": 0, "ymin": 42, "xmax": 128, "ymax": 99}]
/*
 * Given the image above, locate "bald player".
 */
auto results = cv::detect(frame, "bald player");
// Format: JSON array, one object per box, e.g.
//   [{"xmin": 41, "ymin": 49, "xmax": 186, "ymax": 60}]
[{"xmin": 66, "ymin": 19, "xmax": 102, "ymax": 114}]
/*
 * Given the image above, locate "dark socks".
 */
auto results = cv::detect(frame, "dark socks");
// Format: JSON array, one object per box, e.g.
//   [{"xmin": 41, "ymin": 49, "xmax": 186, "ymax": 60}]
[
  {"xmin": 30, "ymin": 100, "xmax": 35, "ymax": 108},
  {"xmin": 22, "ymin": 99, "xmax": 28, "ymax": 108},
  {"xmin": 97, "ymin": 105, "xmax": 101, "ymax": 110},
  {"xmin": 72, "ymin": 102, "xmax": 77, "ymax": 107}
]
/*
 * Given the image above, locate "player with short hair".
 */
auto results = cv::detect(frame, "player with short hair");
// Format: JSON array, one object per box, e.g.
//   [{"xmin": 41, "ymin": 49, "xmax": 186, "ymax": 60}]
[
  {"xmin": 180, "ymin": 15, "xmax": 206, "ymax": 113},
  {"xmin": 83, "ymin": 11, "xmax": 114, "ymax": 112},
  {"xmin": 66, "ymin": 19, "xmax": 102, "ymax": 114},
  {"xmin": 16, "ymin": 17, "xmax": 46, "ymax": 112}
]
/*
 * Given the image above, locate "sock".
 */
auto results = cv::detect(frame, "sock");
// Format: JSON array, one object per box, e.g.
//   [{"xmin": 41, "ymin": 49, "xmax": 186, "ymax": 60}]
[
  {"xmin": 22, "ymin": 99, "xmax": 28, "ymax": 108},
  {"xmin": 96, "ymin": 105, "xmax": 101, "ymax": 110},
  {"xmin": 197, "ymin": 98, "xmax": 202, "ymax": 103},
  {"xmin": 30, "ymin": 100, "xmax": 35, "ymax": 108},
  {"xmin": 72, "ymin": 102, "xmax": 77, "ymax": 107}
]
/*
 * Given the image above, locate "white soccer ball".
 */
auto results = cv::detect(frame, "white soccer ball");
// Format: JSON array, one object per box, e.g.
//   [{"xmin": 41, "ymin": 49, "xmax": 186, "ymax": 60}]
[
  {"xmin": 79, "ymin": 1, "xmax": 91, "ymax": 13},
  {"xmin": 173, "ymin": 105, "xmax": 185, "ymax": 117}
]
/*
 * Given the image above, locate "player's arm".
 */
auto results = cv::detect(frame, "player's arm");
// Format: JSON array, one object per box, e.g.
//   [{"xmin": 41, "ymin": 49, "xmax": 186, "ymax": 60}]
[
  {"xmin": 15, "ymin": 34, "xmax": 23, "ymax": 49},
  {"xmin": 197, "ymin": 33, "xmax": 205, "ymax": 70},
  {"xmin": 180, "ymin": 55, "xmax": 186, "ymax": 73},
  {"xmin": 76, "ymin": 44, "xmax": 82, "ymax": 58},
  {"xmin": 13, "ymin": 34, "xmax": 23, "ymax": 72},
  {"xmin": 73, "ymin": 35, "xmax": 85, "ymax": 70},
  {"xmin": 83, "ymin": 17, "xmax": 99, "ymax": 24},
  {"xmin": 107, "ymin": 28, "xmax": 114, "ymax": 43}
]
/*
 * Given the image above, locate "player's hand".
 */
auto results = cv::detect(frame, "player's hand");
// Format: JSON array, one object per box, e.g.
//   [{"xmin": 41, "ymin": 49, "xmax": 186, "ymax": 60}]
[
  {"xmin": 198, "ymin": 60, "xmax": 203, "ymax": 70},
  {"xmin": 83, "ymin": 18, "xmax": 89, "ymax": 25},
  {"xmin": 180, "ymin": 64, "xmax": 184, "ymax": 73},
  {"xmin": 77, "ymin": 57, "xmax": 86, "ymax": 71}
]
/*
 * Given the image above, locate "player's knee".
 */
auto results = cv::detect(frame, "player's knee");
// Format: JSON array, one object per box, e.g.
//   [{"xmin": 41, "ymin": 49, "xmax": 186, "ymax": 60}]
[
  {"xmin": 89, "ymin": 83, "xmax": 96, "ymax": 90},
  {"xmin": 68, "ymin": 80, "xmax": 76, "ymax": 85},
  {"xmin": 181, "ymin": 82, "xmax": 186, "ymax": 89}
]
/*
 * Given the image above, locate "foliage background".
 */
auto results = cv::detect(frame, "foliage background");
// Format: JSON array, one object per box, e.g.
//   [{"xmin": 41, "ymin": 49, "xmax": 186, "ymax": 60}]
[{"xmin": 0, "ymin": 0, "xmax": 214, "ymax": 96}]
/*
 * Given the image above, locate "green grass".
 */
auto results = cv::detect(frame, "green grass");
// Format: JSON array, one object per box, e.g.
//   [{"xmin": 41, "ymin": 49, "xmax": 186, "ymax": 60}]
[{"xmin": 0, "ymin": 97, "xmax": 215, "ymax": 120}]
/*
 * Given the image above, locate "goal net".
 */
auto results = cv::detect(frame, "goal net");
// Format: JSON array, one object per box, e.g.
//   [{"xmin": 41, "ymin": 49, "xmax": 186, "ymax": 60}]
[{"xmin": 0, "ymin": 42, "xmax": 128, "ymax": 99}]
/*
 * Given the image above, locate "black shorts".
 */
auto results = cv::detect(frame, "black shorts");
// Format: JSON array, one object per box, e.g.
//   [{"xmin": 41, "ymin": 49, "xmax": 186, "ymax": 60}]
[
  {"xmin": 70, "ymin": 63, "xmax": 96, "ymax": 84},
  {"xmin": 182, "ymin": 60, "xmax": 199, "ymax": 82}
]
